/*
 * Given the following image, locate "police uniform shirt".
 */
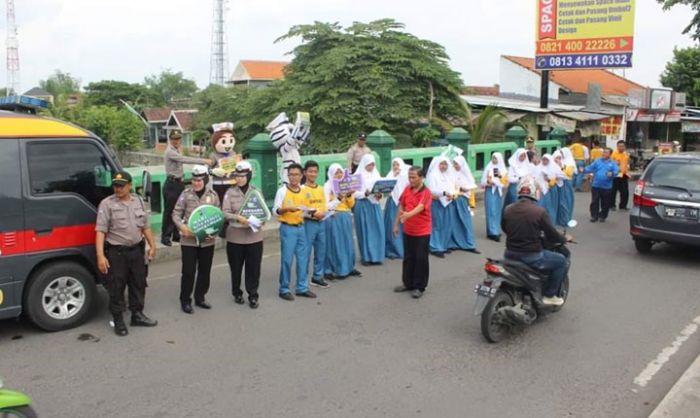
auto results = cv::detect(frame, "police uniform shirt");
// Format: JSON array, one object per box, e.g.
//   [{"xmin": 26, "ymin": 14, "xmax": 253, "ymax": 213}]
[
  {"xmin": 172, "ymin": 188, "xmax": 221, "ymax": 247},
  {"xmin": 346, "ymin": 143, "xmax": 372, "ymax": 169},
  {"xmin": 273, "ymin": 186, "xmax": 305, "ymax": 226},
  {"xmin": 164, "ymin": 145, "xmax": 209, "ymax": 179},
  {"xmin": 96, "ymin": 194, "xmax": 150, "ymax": 246}
]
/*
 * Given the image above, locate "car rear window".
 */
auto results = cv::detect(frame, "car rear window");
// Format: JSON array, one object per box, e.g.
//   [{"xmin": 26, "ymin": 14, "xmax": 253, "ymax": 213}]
[{"xmin": 646, "ymin": 161, "xmax": 700, "ymax": 192}]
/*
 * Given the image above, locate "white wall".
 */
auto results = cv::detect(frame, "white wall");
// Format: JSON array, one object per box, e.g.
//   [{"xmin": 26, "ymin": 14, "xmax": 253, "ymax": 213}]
[{"xmin": 499, "ymin": 57, "xmax": 561, "ymax": 101}]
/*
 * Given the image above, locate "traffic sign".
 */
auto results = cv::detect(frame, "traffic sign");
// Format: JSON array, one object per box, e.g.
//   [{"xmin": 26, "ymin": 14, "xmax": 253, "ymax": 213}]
[{"xmin": 536, "ymin": 0, "xmax": 636, "ymax": 70}]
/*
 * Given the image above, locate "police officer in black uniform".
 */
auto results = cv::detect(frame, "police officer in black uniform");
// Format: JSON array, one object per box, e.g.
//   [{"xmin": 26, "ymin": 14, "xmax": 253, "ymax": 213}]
[{"xmin": 96, "ymin": 171, "xmax": 158, "ymax": 336}]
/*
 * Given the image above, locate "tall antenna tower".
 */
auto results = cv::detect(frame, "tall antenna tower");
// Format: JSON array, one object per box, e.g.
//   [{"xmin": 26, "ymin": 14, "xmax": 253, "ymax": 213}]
[
  {"xmin": 209, "ymin": 0, "xmax": 228, "ymax": 86},
  {"xmin": 6, "ymin": 0, "xmax": 20, "ymax": 95}
]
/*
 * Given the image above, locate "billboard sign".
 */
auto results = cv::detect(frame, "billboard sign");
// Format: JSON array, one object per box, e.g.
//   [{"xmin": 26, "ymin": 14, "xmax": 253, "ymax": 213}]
[{"xmin": 536, "ymin": 0, "xmax": 636, "ymax": 70}]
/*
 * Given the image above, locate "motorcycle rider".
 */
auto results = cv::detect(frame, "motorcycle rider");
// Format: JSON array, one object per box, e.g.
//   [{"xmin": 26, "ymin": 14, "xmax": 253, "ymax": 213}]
[{"xmin": 501, "ymin": 177, "xmax": 569, "ymax": 306}]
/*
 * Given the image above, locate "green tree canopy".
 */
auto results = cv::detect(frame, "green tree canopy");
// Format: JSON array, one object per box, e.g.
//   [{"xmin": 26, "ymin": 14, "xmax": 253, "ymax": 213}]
[
  {"xmin": 39, "ymin": 70, "xmax": 81, "ymax": 97},
  {"xmin": 83, "ymin": 80, "xmax": 160, "ymax": 108},
  {"xmin": 144, "ymin": 70, "xmax": 199, "ymax": 106},
  {"xmin": 238, "ymin": 19, "xmax": 465, "ymax": 153},
  {"xmin": 660, "ymin": 45, "xmax": 700, "ymax": 106},
  {"xmin": 77, "ymin": 106, "xmax": 144, "ymax": 151},
  {"xmin": 191, "ymin": 84, "xmax": 253, "ymax": 151},
  {"xmin": 657, "ymin": 0, "xmax": 700, "ymax": 40}
]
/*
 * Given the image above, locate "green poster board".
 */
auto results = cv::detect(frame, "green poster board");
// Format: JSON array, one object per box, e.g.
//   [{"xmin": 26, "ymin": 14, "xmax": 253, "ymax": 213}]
[
  {"xmin": 187, "ymin": 205, "xmax": 225, "ymax": 242},
  {"xmin": 238, "ymin": 189, "xmax": 271, "ymax": 222}
]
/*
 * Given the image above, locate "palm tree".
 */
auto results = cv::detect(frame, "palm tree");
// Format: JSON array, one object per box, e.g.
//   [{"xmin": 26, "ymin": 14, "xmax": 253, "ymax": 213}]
[{"xmin": 460, "ymin": 100, "xmax": 508, "ymax": 144}]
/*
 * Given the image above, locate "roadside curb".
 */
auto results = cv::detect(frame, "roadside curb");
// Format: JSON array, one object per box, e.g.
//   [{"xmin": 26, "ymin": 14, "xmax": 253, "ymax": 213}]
[{"xmin": 649, "ymin": 353, "xmax": 700, "ymax": 418}]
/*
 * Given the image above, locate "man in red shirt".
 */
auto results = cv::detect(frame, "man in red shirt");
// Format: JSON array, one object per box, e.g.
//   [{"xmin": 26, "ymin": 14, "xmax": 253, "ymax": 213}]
[{"xmin": 393, "ymin": 166, "xmax": 432, "ymax": 298}]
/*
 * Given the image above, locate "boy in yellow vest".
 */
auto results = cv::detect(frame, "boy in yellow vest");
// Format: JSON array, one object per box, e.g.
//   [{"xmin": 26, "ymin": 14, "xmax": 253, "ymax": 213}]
[
  {"xmin": 302, "ymin": 160, "xmax": 330, "ymax": 288},
  {"xmin": 273, "ymin": 163, "xmax": 316, "ymax": 300}
]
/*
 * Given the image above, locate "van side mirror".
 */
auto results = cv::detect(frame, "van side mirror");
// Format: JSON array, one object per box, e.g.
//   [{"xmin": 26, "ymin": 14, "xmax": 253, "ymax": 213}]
[{"xmin": 141, "ymin": 170, "xmax": 153, "ymax": 202}]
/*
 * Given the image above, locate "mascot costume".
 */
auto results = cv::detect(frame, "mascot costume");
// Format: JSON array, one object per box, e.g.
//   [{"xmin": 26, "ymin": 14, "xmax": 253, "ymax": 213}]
[
  {"xmin": 209, "ymin": 122, "xmax": 239, "ymax": 203},
  {"xmin": 266, "ymin": 112, "xmax": 310, "ymax": 184}
]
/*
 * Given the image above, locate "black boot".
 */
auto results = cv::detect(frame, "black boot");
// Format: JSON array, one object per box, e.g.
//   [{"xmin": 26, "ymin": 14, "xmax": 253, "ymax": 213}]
[
  {"xmin": 131, "ymin": 311, "xmax": 158, "ymax": 327},
  {"xmin": 113, "ymin": 314, "xmax": 128, "ymax": 336}
]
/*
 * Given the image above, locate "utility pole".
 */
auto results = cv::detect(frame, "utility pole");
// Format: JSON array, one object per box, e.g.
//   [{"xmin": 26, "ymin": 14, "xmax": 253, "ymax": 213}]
[
  {"xmin": 540, "ymin": 70, "xmax": 549, "ymax": 109},
  {"xmin": 209, "ymin": 0, "xmax": 228, "ymax": 86},
  {"xmin": 6, "ymin": 0, "xmax": 20, "ymax": 95}
]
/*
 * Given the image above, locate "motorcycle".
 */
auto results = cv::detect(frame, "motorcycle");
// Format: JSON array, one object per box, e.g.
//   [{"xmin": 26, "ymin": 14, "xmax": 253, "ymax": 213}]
[
  {"xmin": 0, "ymin": 379, "xmax": 36, "ymax": 418},
  {"xmin": 473, "ymin": 220, "xmax": 577, "ymax": 343}
]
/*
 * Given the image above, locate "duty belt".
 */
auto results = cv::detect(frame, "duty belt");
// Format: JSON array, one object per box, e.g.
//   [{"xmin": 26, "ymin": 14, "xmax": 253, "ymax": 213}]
[{"xmin": 107, "ymin": 240, "xmax": 144, "ymax": 252}]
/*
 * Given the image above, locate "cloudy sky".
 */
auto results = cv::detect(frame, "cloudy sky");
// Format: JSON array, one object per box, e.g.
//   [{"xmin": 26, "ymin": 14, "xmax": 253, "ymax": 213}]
[{"xmin": 3, "ymin": 0, "xmax": 696, "ymax": 93}]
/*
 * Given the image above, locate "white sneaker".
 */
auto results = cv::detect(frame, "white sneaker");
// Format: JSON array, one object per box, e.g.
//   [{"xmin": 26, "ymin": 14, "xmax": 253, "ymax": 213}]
[{"xmin": 542, "ymin": 296, "xmax": 565, "ymax": 306}]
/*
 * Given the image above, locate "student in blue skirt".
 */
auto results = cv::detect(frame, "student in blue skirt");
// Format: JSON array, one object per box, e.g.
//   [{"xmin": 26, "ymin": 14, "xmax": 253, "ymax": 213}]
[
  {"xmin": 449, "ymin": 156, "xmax": 480, "ymax": 254},
  {"xmin": 553, "ymin": 149, "xmax": 576, "ymax": 227},
  {"xmin": 353, "ymin": 154, "xmax": 385, "ymax": 265},
  {"xmin": 426, "ymin": 156, "xmax": 455, "ymax": 258},
  {"xmin": 480, "ymin": 152, "xmax": 509, "ymax": 242},
  {"xmin": 506, "ymin": 148, "xmax": 535, "ymax": 207},
  {"xmin": 384, "ymin": 158, "xmax": 410, "ymax": 259},
  {"xmin": 535, "ymin": 154, "xmax": 565, "ymax": 223}
]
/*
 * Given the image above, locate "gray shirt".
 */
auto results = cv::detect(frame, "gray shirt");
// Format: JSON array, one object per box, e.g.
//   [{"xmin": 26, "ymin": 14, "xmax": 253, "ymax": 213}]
[
  {"xmin": 222, "ymin": 186, "xmax": 264, "ymax": 244},
  {"xmin": 346, "ymin": 143, "xmax": 371, "ymax": 168},
  {"xmin": 95, "ymin": 194, "xmax": 150, "ymax": 246},
  {"xmin": 172, "ymin": 188, "xmax": 221, "ymax": 247},
  {"xmin": 164, "ymin": 145, "xmax": 209, "ymax": 178}
]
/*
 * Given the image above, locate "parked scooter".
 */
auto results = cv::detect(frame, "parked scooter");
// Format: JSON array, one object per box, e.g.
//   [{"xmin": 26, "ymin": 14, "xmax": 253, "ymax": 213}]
[
  {"xmin": 0, "ymin": 379, "xmax": 36, "ymax": 417},
  {"xmin": 473, "ymin": 220, "xmax": 577, "ymax": 343}
]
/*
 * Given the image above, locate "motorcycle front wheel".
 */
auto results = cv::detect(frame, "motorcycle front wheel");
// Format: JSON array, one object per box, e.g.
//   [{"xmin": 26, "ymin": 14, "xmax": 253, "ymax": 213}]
[
  {"xmin": 1, "ymin": 406, "xmax": 38, "ymax": 418},
  {"xmin": 481, "ymin": 291, "xmax": 514, "ymax": 343}
]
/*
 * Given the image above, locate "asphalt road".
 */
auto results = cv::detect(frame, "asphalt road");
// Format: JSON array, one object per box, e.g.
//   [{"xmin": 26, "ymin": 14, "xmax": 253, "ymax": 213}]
[{"xmin": 2, "ymin": 193, "xmax": 700, "ymax": 418}]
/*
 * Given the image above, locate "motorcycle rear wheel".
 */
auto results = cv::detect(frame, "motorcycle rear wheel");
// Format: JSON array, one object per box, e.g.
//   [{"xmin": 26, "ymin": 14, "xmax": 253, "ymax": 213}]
[
  {"xmin": 0, "ymin": 405, "xmax": 38, "ymax": 418},
  {"xmin": 552, "ymin": 275, "xmax": 570, "ymax": 313},
  {"xmin": 481, "ymin": 291, "xmax": 514, "ymax": 343}
]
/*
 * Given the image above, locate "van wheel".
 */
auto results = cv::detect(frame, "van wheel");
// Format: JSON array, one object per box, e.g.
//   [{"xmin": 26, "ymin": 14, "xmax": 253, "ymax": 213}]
[
  {"xmin": 634, "ymin": 238, "xmax": 653, "ymax": 254},
  {"xmin": 24, "ymin": 262, "xmax": 96, "ymax": 331}
]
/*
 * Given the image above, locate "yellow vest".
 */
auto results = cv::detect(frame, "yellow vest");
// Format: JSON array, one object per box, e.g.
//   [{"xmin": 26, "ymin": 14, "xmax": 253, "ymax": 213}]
[
  {"xmin": 569, "ymin": 143, "xmax": 586, "ymax": 160},
  {"xmin": 278, "ymin": 187, "xmax": 305, "ymax": 225},
  {"xmin": 590, "ymin": 147, "xmax": 604, "ymax": 161},
  {"xmin": 302, "ymin": 184, "xmax": 327, "ymax": 212}
]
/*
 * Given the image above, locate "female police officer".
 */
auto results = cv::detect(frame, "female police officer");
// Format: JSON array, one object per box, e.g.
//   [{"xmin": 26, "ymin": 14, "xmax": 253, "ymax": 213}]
[{"xmin": 172, "ymin": 165, "xmax": 220, "ymax": 314}]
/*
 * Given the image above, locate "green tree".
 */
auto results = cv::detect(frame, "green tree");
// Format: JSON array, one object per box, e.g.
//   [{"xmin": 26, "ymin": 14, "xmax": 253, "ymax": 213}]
[
  {"xmin": 77, "ymin": 106, "xmax": 144, "ymax": 151},
  {"xmin": 0, "ymin": 87, "xmax": 8, "ymax": 96},
  {"xmin": 39, "ymin": 70, "xmax": 81, "ymax": 97},
  {"xmin": 660, "ymin": 45, "xmax": 700, "ymax": 106},
  {"xmin": 463, "ymin": 104, "xmax": 508, "ymax": 144},
  {"xmin": 144, "ymin": 70, "xmax": 199, "ymax": 106},
  {"xmin": 191, "ymin": 84, "xmax": 253, "ymax": 150},
  {"xmin": 245, "ymin": 19, "xmax": 466, "ymax": 153},
  {"xmin": 83, "ymin": 80, "xmax": 160, "ymax": 108},
  {"xmin": 657, "ymin": 0, "xmax": 700, "ymax": 40}
]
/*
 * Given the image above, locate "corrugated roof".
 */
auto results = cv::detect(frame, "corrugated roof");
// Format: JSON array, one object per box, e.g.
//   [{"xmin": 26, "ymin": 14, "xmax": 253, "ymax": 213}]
[
  {"xmin": 23, "ymin": 87, "xmax": 53, "ymax": 97},
  {"xmin": 143, "ymin": 107, "xmax": 173, "ymax": 122},
  {"xmin": 554, "ymin": 111, "xmax": 610, "ymax": 122},
  {"xmin": 503, "ymin": 55, "xmax": 644, "ymax": 96},
  {"xmin": 240, "ymin": 60, "xmax": 288, "ymax": 81}
]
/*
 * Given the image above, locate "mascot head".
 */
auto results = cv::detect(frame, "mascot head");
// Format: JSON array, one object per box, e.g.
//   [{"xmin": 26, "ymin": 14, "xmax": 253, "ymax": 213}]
[{"xmin": 212, "ymin": 122, "xmax": 235, "ymax": 155}]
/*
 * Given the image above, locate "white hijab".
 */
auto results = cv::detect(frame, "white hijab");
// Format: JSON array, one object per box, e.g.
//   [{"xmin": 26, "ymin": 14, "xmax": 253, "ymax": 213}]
[
  {"xmin": 386, "ymin": 157, "xmax": 410, "ymax": 205},
  {"xmin": 508, "ymin": 148, "xmax": 535, "ymax": 183},
  {"xmin": 324, "ymin": 163, "xmax": 345, "ymax": 209},
  {"xmin": 552, "ymin": 149, "xmax": 574, "ymax": 180},
  {"xmin": 427, "ymin": 156, "xmax": 455, "ymax": 207},
  {"xmin": 481, "ymin": 152, "xmax": 508, "ymax": 196},
  {"xmin": 354, "ymin": 154, "xmax": 381, "ymax": 202},
  {"xmin": 559, "ymin": 147, "xmax": 577, "ymax": 168},
  {"xmin": 452, "ymin": 155, "xmax": 477, "ymax": 191},
  {"xmin": 536, "ymin": 154, "xmax": 566, "ymax": 193}
]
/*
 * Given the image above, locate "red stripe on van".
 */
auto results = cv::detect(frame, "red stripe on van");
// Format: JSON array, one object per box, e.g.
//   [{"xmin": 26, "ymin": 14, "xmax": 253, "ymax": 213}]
[{"xmin": 0, "ymin": 224, "xmax": 95, "ymax": 256}]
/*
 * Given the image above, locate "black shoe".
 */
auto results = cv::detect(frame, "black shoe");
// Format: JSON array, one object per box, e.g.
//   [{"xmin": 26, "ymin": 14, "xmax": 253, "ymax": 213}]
[
  {"xmin": 610, "ymin": 207, "xmax": 617, "ymax": 212},
  {"xmin": 394, "ymin": 285, "xmax": 411, "ymax": 293},
  {"xmin": 599, "ymin": 218, "xmax": 606, "ymax": 223},
  {"xmin": 249, "ymin": 298, "xmax": 259, "ymax": 309},
  {"xmin": 620, "ymin": 207, "xmax": 629, "ymax": 211},
  {"xmin": 131, "ymin": 312, "xmax": 158, "ymax": 327},
  {"xmin": 113, "ymin": 315, "xmax": 128, "ymax": 336},
  {"xmin": 161, "ymin": 238, "xmax": 172, "ymax": 247},
  {"xmin": 487, "ymin": 235, "xmax": 501, "ymax": 242},
  {"xmin": 279, "ymin": 293, "xmax": 295, "ymax": 301},
  {"xmin": 411, "ymin": 289, "xmax": 423, "ymax": 299},
  {"xmin": 295, "ymin": 291, "xmax": 317, "ymax": 298},
  {"xmin": 370, "ymin": 261, "xmax": 383, "ymax": 266},
  {"xmin": 446, "ymin": 249, "xmax": 454, "ymax": 254},
  {"xmin": 181, "ymin": 303, "xmax": 194, "ymax": 314},
  {"xmin": 590, "ymin": 218, "xmax": 598, "ymax": 223},
  {"xmin": 431, "ymin": 252, "xmax": 445, "ymax": 259},
  {"xmin": 334, "ymin": 275, "xmax": 348, "ymax": 280},
  {"xmin": 360, "ymin": 261, "xmax": 371, "ymax": 266},
  {"xmin": 349, "ymin": 270, "xmax": 362, "ymax": 277},
  {"xmin": 195, "ymin": 300, "xmax": 212, "ymax": 309},
  {"xmin": 234, "ymin": 295, "xmax": 245, "ymax": 305},
  {"xmin": 465, "ymin": 248, "xmax": 481, "ymax": 254},
  {"xmin": 324, "ymin": 274, "xmax": 336, "ymax": 281},
  {"xmin": 311, "ymin": 278, "xmax": 330, "ymax": 288}
]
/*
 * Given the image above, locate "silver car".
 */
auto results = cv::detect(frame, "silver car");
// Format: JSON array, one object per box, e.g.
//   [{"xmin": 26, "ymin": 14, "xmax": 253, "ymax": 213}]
[{"xmin": 630, "ymin": 153, "xmax": 700, "ymax": 253}]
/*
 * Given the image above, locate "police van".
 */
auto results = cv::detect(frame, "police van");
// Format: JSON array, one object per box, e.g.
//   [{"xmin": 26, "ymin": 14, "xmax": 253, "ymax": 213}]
[{"xmin": 0, "ymin": 111, "xmax": 150, "ymax": 331}]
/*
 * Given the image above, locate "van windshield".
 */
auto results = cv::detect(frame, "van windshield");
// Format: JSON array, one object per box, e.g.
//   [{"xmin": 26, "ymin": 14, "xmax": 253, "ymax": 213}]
[{"xmin": 647, "ymin": 161, "xmax": 700, "ymax": 193}]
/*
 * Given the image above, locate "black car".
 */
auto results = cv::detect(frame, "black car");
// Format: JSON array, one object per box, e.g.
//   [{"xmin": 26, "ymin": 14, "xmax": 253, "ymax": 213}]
[{"xmin": 630, "ymin": 152, "xmax": 700, "ymax": 253}]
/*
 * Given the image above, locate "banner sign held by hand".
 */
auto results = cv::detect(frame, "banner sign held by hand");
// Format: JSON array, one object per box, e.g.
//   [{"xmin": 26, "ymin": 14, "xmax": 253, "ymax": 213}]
[
  {"xmin": 371, "ymin": 178, "xmax": 398, "ymax": 194},
  {"xmin": 238, "ymin": 189, "xmax": 272, "ymax": 222},
  {"xmin": 333, "ymin": 170, "xmax": 363, "ymax": 196},
  {"xmin": 187, "ymin": 205, "xmax": 225, "ymax": 243}
]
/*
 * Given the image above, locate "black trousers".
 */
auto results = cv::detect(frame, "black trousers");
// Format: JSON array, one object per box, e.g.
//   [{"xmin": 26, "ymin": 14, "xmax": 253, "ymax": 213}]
[
  {"xmin": 612, "ymin": 176, "xmax": 629, "ymax": 209},
  {"xmin": 402, "ymin": 234, "xmax": 430, "ymax": 292},
  {"xmin": 180, "ymin": 245, "xmax": 215, "ymax": 304},
  {"xmin": 162, "ymin": 179, "xmax": 184, "ymax": 241},
  {"xmin": 105, "ymin": 244, "xmax": 146, "ymax": 316},
  {"xmin": 227, "ymin": 241, "xmax": 263, "ymax": 300},
  {"xmin": 590, "ymin": 187, "xmax": 613, "ymax": 221}
]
